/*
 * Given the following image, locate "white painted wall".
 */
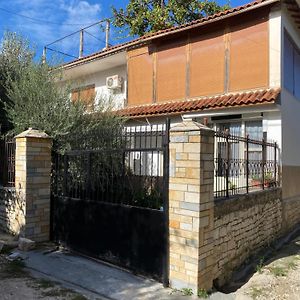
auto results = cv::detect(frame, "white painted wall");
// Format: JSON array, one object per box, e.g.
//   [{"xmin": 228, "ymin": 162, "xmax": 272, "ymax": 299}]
[
  {"xmin": 269, "ymin": 7, "xmax": 282, "ymax": 88},
  {"xmin": 62, "ymin": 64, "xmax": 127, "ymax": 110},
  {"xmin": 263, "ymin": 111, "xmax": 282, "ymax": 148},
  {"xmin": 281, "ymin": 7, "xmax": 300, "ymax": 166}
]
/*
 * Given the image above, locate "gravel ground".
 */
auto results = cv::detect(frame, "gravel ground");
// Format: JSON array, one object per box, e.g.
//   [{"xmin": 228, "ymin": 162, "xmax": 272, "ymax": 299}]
[
  {"xmin": 0, "ymin": 254, "xmax": 88, "ymax": 300},
  {"xmin": 1, "ymin": 234, "xmax": 300, "ymax": 300},
  {"xmin": 234, "ymin": 235, "xmax": 300, "ymax": 300}
]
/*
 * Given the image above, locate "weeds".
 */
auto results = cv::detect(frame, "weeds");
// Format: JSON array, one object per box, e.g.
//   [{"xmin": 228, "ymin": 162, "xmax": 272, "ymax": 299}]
[
  {"xmin": 71, "ymin": 295, "xmax": 88, "ymax": 300},
  {"xmin": 41, "ymin": 288, "xmax": 71, "ymax": 297},
  {"xmin": 287, "ymin": 261, "xmax": 297, "ymax": 271},
  {"xmin": 0, "ymin": 259, "xmax": 27, "ymax": 279},
  {"xmin": 34, "ymin": 278, "xmax": 56, "ymax": 289},
  {"xmin": 268, "ymin": 266, "xmax": 287, "ymax": 277},
  {"xmin": 181, "ymin": 288, "xmax": 193, "ymax": 296},
  {"xmin": 248, "ymin": 286, "xmax": 266, "ymax": 299},
  {"xmin": 198, "ymin": 288, "xmax": 209, "ymax": 298},
  {"xmin": 255, "ymin": 257, "xmax": 265, "ymax": 274}
]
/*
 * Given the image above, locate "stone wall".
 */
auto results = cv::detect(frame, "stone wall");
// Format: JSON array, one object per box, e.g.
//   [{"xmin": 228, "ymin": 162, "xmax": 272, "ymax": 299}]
[
  {"xmin": 213, "ymin": 188, "xmax": 282, "ymax": 286},
  {"xmin": 281, "ymin": 196, "xmax": 300, "ymax": 233},
  {"xmin": 0, "ymin": 187, "xmax": 24, "ymax": 235}
]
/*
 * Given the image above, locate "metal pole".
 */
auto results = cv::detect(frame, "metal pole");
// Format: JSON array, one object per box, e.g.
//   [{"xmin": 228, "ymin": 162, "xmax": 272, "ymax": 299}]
[
  {"xmin": 105, "ymin": 20, "xmax": 110, "ymax": 49},
  {"xmin": 262, "ymin": 139, "xmax": 265, "ymax": 190},
  {"xmin": 163, "ymin": 118, "xmax": 170, "ymax": 288},
  {"xmin": 246, "ymin": 134, "xmax": 249, "ymax": 193},
  {"xmin": 42, "ymin": 47, "xmax": 47, "ymax": 64},
  {"xmin": 86, "ymin": 152, "xmax": 91, "ymax": 200},
  {"xmin": 226, "ymin": 129, "xmax": 230, "ymax": 198},
  {"xmin": 63, "ymin": 155, "xmax": 68, "ymax": 196},
  {"xmin": 274, "ymin": 142, "xmax": 277, "ymax": 186},
  {"xmin": 79, "ymin": 29, "xmax": 84, "ymax": 58}
]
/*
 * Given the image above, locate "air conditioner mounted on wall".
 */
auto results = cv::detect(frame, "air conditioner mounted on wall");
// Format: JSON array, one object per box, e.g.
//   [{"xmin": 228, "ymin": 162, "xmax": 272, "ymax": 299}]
[{"xmin": 106, "ymin": 75, "xmax": 123, "ymax": 90}]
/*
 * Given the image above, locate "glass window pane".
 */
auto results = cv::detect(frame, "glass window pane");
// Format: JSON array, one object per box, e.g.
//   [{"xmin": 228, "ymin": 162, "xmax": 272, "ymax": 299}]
[
  {"xmin": 245, "ymin": 120, "xmax": 263, "ymax": 141},
  {"xmin": 217, "ymin": 122, "xmax": 241, "ymax": 136}
]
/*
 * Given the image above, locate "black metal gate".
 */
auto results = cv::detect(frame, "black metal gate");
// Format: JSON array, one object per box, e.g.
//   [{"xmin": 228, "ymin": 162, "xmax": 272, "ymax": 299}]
[{"xmin": 50, "ymin": 121, "xmax": 170, "ymax": 284}]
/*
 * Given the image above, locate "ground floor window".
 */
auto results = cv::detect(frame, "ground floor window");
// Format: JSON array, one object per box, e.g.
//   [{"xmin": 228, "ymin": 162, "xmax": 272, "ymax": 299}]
[{"xmin": 214, "ymin": 119, "xmax": 263, "ymax": 179}]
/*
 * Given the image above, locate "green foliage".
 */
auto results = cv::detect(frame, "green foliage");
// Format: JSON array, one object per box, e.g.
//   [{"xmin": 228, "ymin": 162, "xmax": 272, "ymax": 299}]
[
  {"xmin": 248, "ymin": 287, "xmax": 266, "ymax": 300},
  {"xmin": 0, "ymin": 32, "xmax": 34, "ymax": 132},
  {"xmin": 255, "ymin": 257, "xmax": 265, "ymax": 274},
  {"xmin": 268, "ymin": 266, "xmax": 287, "ymax": 277},
  {"xmin": 181, "ymin": 287, "xmax": 193, "ymax": 296},
  {"xmin": 198, "ymin": 288, "xmax": 209, "ymax": 298},
  {"xmin": 0, "ymin": 31, "xmax": 124, "ymax": 152},
  {"xmin": 112, "ymin": 0, "xmax": 230, "ymax": 37}
]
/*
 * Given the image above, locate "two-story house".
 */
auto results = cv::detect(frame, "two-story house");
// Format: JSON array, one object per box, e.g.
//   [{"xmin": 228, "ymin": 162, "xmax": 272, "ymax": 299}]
[{"xmin": 59, "ymin": 0, "xmax": 300, "ymax": 213}]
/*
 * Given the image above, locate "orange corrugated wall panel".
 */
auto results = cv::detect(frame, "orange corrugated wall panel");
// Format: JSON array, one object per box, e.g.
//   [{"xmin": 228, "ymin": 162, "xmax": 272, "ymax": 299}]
[
  {"xmin": 229, "ymin": 17, "xmax": 269, "ymax": 92},
  {"xmin": 156, "ymin": 39, "xmax": 187, "ymax": 102},
  {"xmin": 128, "ymin": 47, "xmax": 153, "ymax": 106},
  {"xmin": 190, "ymin": 30, "xmax": 225, "ymax": 97}
]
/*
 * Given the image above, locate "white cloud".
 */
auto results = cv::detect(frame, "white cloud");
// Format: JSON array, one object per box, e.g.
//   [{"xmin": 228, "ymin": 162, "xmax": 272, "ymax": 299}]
[{"xmin": 1, "ymin": 0, "xmax": 103, "ymax": 59}]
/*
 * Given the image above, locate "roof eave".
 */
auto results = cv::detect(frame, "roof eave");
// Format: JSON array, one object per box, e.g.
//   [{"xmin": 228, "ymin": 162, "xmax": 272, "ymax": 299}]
[{"xmin": 61, "ymin": 0, "xmax": 280, "ymax": 71}]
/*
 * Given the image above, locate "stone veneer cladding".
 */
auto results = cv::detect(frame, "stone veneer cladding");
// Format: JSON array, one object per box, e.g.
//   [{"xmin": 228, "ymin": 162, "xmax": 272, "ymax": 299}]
[
  {"xmin": 168, "ymin": 120, "xmax": 215, "ymax": 292},
  {"xmin": 15, "ymin": 129, "xmax": 52, "ymax": 242}
]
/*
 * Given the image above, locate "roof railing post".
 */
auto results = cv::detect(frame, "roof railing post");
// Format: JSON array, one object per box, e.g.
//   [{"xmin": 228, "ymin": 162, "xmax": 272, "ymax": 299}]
[
  {"xmin": 79, "ymin": 29, "xmax": 84, "ymax": 58},
  {"xmin": 105, "ymin": 20, "xmax": 110, "ymax": 49},
  {"xmin": 42, "ymin": 47, "xmax": 47, "ymax": 64}
]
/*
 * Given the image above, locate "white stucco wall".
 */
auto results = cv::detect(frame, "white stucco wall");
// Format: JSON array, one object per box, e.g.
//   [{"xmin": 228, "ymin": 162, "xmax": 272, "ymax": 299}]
[
  {"xmin": 281, "ymin": 7, "xmax": 300, "ymax": 167},
  {"xmin": 72, "ymin": 65, "xmax": 127, "ymax": 110},
  {"xmin": 269, "ymin": 7, "xmax": 282, "ymax": 88}
]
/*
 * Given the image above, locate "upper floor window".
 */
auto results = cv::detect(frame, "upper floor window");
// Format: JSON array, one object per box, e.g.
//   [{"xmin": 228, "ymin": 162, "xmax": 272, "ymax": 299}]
[
  {"xmin": 71, "ymin": 84, "xmax": 95, "ymax": 111},
  {"xmin": 284, "ymin": 32, "xmax": 300, "ymax": 99}
]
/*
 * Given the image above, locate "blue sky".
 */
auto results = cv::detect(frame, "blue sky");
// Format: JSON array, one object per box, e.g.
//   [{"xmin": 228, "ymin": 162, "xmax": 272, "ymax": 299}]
[{"xmin": 0, "ymin": 0, "xmax": 250, "ymax": 61}]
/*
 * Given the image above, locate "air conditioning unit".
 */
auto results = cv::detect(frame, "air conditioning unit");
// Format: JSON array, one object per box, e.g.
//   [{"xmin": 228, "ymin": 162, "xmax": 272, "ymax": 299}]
[{"xmin": 106, "ymin": 75, "xmax": 123, "ymax": 90}]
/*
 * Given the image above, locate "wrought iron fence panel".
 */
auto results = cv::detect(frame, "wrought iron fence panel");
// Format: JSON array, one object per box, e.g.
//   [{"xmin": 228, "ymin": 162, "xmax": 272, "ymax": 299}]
[
  {"xmin": 214, "ymin": 131, "xmax": 280, "ymax": 198},
  {"xmin": 0, "ymin": 137, "xmax": 16, "ymax": 187},
  {"xmin": 52, "ymin": 122, "xmax": 169, "ymax": 210}
]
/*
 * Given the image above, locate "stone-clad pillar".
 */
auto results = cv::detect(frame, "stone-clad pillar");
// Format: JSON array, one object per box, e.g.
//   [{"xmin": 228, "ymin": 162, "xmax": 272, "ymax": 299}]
[
  {"xmin": 168, "ymin": 120, "xmax": 215, "ymax": 293},
  {"xmin": 15, "ymin": 128, "xmax": 52, "ymax": 242}
]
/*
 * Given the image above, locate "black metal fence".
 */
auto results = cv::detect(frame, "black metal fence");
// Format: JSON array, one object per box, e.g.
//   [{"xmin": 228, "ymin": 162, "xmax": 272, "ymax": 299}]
[
  {"xmin": 0, "ymin": 138, "xmax": 16, "ymax": 187},
  {"xmin": 51, "ymin": 121, "xmax": 170, "ymax": 282},
  {"xmin": 52, "ymin": 123, "xmax": 169, "ymax": 209},
  {"xmin": 214, "ymin": 131, "xmax": 280, "ymax": 198}
]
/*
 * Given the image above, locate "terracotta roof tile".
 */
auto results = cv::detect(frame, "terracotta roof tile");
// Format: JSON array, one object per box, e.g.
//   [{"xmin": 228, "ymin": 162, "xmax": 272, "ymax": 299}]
[
  {"xmin": 117, "ymin": 88, "xmax": 280, "ymax": 118},
  {"xmin": 62, "ymin": 0, "xmax": 280, "ymax": 69}
]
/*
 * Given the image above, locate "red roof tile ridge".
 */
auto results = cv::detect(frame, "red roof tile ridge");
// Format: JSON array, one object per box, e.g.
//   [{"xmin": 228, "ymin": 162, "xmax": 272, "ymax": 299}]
[{"xmin": 121, "ymin": 87, "xmax": 280, "ymax": 111}]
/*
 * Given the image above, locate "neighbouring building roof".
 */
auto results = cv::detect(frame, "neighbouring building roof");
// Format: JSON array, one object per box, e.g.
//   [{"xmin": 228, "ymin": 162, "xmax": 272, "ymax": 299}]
[
  {"xmin": 62, "ymin": 0, "xmax": 280, "ymax": 70},
  {"xmin": 117, "ymin": 88, "xmax": 281, "ymax": 118}
]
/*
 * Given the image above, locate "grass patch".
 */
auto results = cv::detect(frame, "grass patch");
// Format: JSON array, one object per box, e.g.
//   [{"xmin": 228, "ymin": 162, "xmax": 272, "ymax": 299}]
[
  {"xmin": 255, "ymin": 257, "xmax": 265, "ymax": 274},
  {"xmin": 248, "ymin": 287, "xmax": 266, "ymax": 299},
  {"xmin": 268, "ymin": 266, "xmax": 287, "ymax": 277},
  {"xmin": 198, "ymin": 288, "xmax": 209, "ymax": 298},
  {"xmin": 35, "ymin": 278, "xmax": 56, "ymax": 289},
  {"xmin": 181, "ymin": 288, "xmax": 193, "ymax": 296},
  {"xmin": 0, "ymin": 260, "xmax": 28, "ymax": 279},
  {"xmin": 287, "ymin": 261, "xmax": 297, "ymax": 271},
  {"xmin": 41, "ymin": 288, "xmax": 71, "ymax": 298},
  {"xmin": 71, "ymin": 295, "xmax": 88, "ymax": 300}
]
